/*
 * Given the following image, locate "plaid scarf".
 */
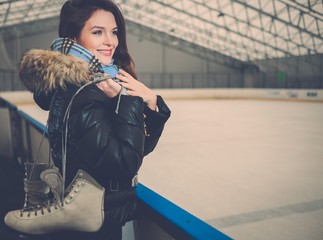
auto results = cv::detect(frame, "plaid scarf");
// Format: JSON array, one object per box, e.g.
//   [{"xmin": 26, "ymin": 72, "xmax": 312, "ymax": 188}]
[
  {"xmin": 51, "ymin": 38, "xmax": 127, "ymax": 114},
  {"xmin": 50, "ymin": 37, "xmax": 119, "ymax": 78}
]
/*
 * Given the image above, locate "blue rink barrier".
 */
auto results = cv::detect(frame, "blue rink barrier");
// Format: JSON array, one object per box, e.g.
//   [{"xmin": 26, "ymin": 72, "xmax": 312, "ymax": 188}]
[
  {"xmin": 0, "ymin": 96, "xmax": 232, "ymax": 240},
  {"xmin": 136, "ymin": 183, "xmax": 232, "ymax": 240}
]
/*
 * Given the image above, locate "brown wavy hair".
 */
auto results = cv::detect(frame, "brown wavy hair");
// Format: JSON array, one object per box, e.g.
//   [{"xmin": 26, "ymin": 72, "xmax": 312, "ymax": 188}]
[{"xmin": 58, "ymin": 0, "xmax": 136, "ymax": 78}]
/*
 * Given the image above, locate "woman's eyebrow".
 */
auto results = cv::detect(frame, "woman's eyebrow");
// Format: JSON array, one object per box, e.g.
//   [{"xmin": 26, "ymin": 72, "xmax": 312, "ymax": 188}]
[
  {"xmin": 90, "ymin": 26, "xmax": 118, "ymax": 30},
  {"xmin": 90, "ymin": 26, "xmax": 105, "ymax": 30}
]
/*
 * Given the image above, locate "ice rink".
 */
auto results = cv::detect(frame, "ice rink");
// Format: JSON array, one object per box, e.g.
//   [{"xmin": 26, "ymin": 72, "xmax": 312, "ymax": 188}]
[{"xmin": 140, "ymin": 98, "xmax": 323, "ymax": 240}]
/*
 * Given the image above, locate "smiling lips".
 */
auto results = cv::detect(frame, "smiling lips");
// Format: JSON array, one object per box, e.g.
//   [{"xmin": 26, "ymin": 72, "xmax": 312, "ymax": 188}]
[{"xmin": 98, "ymin": 49, "xmax": 113, "ymax": 56}]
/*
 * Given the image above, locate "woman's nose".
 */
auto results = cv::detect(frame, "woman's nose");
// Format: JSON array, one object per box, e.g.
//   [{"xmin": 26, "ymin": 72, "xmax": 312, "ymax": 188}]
[{"xmin": 103, "ymin": 34, "xmax": 113, "ymax": 46}]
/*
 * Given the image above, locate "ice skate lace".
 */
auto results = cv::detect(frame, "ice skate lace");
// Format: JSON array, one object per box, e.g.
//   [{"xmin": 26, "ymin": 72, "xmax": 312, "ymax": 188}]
[
  {"xmin": 18, "ymin": 76, "xmax": 108, "ymax": 218},
  {"xmin": 20, "ymin": 199, "xmax": 60, "ymax": 217},
  {"xmin": 19, "ymin": 178, "xmax": 81, "ymax": 218},
  {"xmin": 24, "ymin": 193, "xmax": 49, "ymax": 207},
  {"xmin": 61, "ymin": 75, "xmax": 111, "ymax": 201}
]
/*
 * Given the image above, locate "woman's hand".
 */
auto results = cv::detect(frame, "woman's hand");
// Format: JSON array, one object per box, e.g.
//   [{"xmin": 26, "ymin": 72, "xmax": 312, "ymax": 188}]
[
  {"xmin": 96, "ymin": 78, "xmax": 122, "ymax": 98},
  {"xmin": 117, "ymin": 69, "xmax": 157, "ymax": 111}
]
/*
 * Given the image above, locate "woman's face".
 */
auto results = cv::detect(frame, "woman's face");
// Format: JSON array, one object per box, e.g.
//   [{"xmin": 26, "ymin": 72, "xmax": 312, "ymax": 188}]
[{"xmin": 76, "ymin": 10, "xmax": 119, "ymax": 65}]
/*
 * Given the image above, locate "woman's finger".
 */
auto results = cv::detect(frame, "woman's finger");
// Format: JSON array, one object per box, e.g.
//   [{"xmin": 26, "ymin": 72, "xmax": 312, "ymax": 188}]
[
  {"xmin": 118, "ymin": 69, "xmax": 131, "ymax": 77},
  {"xmin": 96, "ymin": 79, "xmax": 122, "ymax": 98},
  {"xmin": 116, "ymin": 74, "xmax": 128, "ymax": 82}
]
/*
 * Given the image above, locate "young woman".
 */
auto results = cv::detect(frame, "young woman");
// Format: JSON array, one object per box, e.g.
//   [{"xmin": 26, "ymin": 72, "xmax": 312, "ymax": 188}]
[{"xmin": 5, "ymin": 0, "xmax": 170, "ymax": 239}]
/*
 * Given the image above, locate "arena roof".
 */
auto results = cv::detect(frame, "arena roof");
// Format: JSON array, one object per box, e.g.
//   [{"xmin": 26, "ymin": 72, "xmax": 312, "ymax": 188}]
[{"xmin": 1, "ymin": 0, "xmax": 322, "ymax": 63}]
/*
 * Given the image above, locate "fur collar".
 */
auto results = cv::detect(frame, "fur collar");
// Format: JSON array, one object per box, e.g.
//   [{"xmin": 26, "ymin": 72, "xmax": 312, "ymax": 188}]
[{"xmin": 19, "ymin": 49, "xmax": 92, "ymax": 93}]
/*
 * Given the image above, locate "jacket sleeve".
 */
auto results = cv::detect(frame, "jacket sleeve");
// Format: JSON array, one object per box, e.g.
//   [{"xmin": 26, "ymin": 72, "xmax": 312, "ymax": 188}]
[
  {"xmin": 68, "ymin": 87, "xmax": 146, "ymax": 180},
  {"xmin": 143, "ymin": 95, "xmax": 171, "ymax": 155}
]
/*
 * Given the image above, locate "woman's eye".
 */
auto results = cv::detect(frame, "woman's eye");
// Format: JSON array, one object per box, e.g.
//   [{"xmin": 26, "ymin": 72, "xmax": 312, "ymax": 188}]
[
  {"xmin": 92, "ymin": 30, "xmax": 102, "ymax": 35},
  {"xmin": 112, "ymin": 30, "xmax": 118, "ymax": 36}
]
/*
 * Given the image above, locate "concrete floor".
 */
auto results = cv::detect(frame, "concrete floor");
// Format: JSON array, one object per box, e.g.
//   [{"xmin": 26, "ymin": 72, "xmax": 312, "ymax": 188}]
[{"xmin": 1, "ymin": 91, "xmax": 323, "ymax": 240}]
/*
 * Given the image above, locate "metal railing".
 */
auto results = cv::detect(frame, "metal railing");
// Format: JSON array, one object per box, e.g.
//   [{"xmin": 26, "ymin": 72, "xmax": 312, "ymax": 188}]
[{"xmin": 1, "ymin": 70, "xmax": 322, "ymax": 92}]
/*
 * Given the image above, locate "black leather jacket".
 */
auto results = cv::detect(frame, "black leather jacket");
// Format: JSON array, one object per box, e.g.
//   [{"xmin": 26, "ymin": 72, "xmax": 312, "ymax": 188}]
[{"xmin": 19, "ymin": 49, "xmax": 171, "ymax": 190}]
